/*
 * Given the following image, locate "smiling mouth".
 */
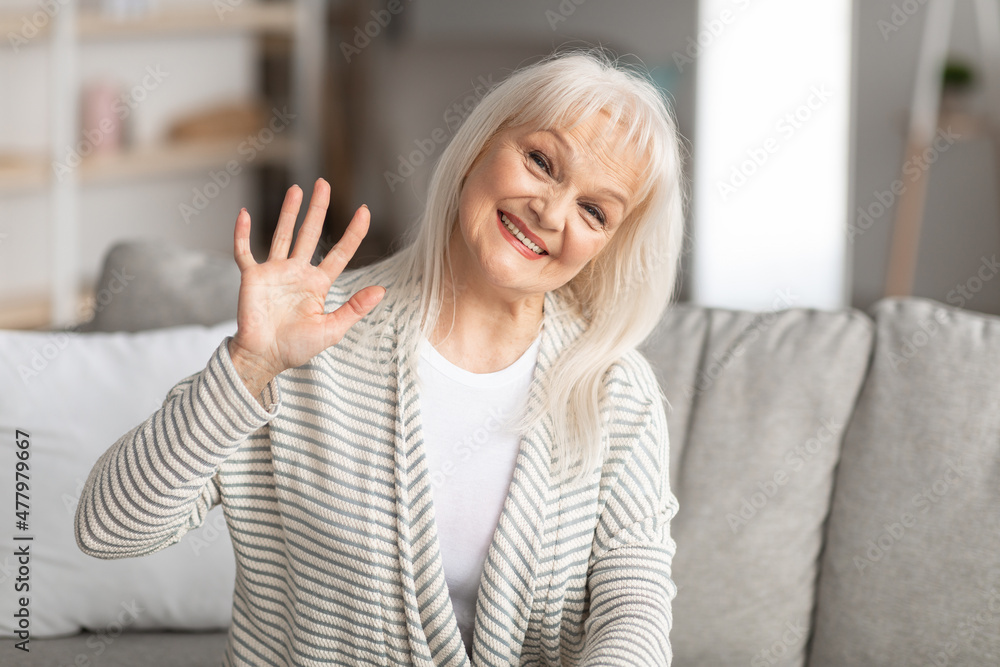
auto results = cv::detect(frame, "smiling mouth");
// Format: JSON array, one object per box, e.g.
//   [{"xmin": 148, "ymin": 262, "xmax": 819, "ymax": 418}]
[{"xmin": 499, "ymin": 211, "xmax": 548, "ymax": 255}]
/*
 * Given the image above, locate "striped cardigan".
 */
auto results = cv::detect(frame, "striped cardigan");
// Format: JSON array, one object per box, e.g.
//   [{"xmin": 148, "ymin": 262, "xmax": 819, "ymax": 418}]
[{"xmin": 75, "ymin": 262, "xmax": 679, "ymax": 666}]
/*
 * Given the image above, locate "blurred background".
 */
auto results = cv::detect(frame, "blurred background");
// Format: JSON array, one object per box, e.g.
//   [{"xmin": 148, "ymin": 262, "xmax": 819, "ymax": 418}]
[{"xmin": 0, "ymin": 0, "xmax": 998, "ymax": 329}]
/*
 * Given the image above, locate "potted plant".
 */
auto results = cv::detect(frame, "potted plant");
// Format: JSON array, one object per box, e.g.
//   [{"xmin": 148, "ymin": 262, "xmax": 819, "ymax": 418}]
[{"xmin": 941, "ymin": 56, "xmax": 976, "ymax": 113}]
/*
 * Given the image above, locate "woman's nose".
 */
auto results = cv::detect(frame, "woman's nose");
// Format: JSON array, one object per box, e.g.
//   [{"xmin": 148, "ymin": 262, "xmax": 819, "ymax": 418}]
[{"xmin": 528, "ymin": 190, "xmax": 572, "ymax": 232}]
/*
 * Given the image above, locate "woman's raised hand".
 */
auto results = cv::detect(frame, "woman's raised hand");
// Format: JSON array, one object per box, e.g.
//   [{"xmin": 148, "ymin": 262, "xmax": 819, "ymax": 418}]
[{"xmin": 227, "ymin": 178, "xmax": 385, "ymax": 397}]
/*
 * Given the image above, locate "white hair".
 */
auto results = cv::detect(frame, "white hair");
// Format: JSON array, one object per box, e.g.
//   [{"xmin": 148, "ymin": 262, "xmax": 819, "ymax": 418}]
[{"xmin": 353, "ymin": 46, "xmax": 688, "ymax": 482}]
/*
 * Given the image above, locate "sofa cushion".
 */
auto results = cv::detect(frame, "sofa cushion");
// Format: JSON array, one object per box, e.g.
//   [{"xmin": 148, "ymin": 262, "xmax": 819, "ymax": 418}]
[
  {"xmin": 78, "ymin": 240, "xmax": 240, "ymax": 333},
  {"xmin": 18, "ymin": 630, "xmax": 228, "ymax": 667},
  {"xmin": 809, "ymin": 298, "xmax": 1000, "ymax": 665},
  {"xmin": 638, "ymin": 301, "xmax": 873, "ymax": 667},
  {"xmin": 0, "ymin": 320, "xmax": 239, "ymax": 638}
]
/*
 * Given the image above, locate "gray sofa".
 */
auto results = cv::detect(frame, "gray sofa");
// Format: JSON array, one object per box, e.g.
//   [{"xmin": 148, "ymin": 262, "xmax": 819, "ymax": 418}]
[{"xmin": 23, "ymin": 240, "xmax": 1000, "ymax": 666}]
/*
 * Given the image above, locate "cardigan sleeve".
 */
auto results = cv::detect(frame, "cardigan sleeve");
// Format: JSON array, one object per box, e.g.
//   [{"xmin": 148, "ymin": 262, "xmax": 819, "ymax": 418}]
[
  {"xmin": 74, "ymin": 336, "xmax": 281, "ymax": 560},
  {"xmin": 580, "ymin": 383, "xmax": 679, "ymax": 666}
]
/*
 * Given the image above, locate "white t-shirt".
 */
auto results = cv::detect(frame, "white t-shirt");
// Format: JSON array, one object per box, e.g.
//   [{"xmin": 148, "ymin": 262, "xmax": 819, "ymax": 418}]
[{"xmin": 417, "ymin": 330, "xmax": 542, "ymax": 657}]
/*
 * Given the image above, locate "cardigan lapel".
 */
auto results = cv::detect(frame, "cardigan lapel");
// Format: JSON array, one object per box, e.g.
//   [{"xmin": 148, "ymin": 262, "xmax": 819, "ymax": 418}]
[
  {"xmin": 388, "ymin": 293, "xmax": 469, "ymax": 667},
  {"xmin": 388, "ymin": 288, "xmax": 587, "ymax": 667}
]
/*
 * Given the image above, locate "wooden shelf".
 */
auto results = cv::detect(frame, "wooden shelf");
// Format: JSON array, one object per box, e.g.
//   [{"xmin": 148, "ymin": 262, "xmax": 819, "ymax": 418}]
[
  {"xmin": 80, "ymin": 135, "xmax": 295, "ymax": 184},
  {"xmin": 79, "ymin": 3, "xmax": 296, "ymax": 39},
  {"xmin": 936, "ymin": 108, "xmax": 992, "ymax": 141},
  {"xmin": 0, "ymin": 14, "xmax": 27, "ymax": 37},
  {"xmin": 0, "ymin": 154, "xmax": 48, "ymax": 193},
  {"xmin": 896, "ymin": 107, "xmax": 995, "ymax": 142},
  {"xmin": 0, "ymin": 136, "xmax": 294, "ymax": 191},
  {"xmin": 0, "ymin": 2, "xmax": 295, "ymax": 44},
  {"xmin": 0, "ymin": 286, "xmax": 94, "ymax": 331}
]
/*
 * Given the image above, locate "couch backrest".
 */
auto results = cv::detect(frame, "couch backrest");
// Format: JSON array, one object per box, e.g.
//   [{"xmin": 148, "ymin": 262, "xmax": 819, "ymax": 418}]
[
  {"xmin": 638, "ymin": 302, "xmax": 873, "ymax": 667},
  {"xmin": 809, "ymin": 297, "xmax": 1000, "ymax": 665},
  {"xmin": 87, "ymin": 241, "xmax": 899, "ymax": 665}
]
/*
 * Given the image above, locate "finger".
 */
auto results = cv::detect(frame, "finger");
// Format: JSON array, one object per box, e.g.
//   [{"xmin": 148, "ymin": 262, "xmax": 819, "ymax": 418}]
[
  {"xmin": 234, "ymin": 208, "xmax": 256, "ymax": 271},
  {"xmin": 268, "ymin": 185, "xmax": 303, "ymax": 261},
  {"xmin": 318, "ymin": 204, "xmax": 370, "ymax": 282},
  {"xmin": 322, "ymin": 285, "xmax": 386, "ymax": 348},
  {"xmin": 290, "ymin": 178, "xmax": 331, "ymax": 261}
]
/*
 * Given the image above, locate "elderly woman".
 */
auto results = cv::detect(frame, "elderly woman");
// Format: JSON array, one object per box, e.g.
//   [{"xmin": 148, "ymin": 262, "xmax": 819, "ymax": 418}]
[{"xmin": 76, "ymin": 48, "xmax": 686, "ymax": 666}]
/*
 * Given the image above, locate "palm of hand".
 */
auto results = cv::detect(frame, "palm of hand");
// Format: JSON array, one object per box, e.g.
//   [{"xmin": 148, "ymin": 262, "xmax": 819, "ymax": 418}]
[{"xmin": 229, "ymin": 178, "xmax": 385, "ymax": 385}]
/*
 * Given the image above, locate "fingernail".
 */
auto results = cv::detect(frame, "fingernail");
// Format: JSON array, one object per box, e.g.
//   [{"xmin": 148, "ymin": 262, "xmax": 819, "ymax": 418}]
[{"xmin": 361, "ymin": 203, "xmax": 369, "ymax": 210}]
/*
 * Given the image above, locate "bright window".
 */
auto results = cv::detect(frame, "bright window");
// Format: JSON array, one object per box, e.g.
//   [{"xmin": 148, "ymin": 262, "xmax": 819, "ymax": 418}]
[{"xmin": 692, "ymin": 0, "xmax": 853, "ymax": 311}]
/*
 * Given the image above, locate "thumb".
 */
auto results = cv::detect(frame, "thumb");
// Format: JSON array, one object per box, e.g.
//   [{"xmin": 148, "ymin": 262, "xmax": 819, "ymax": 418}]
[
  {"xmin": 359, "ymin": 285, "xmax": 387, "ymax": 310},
  {"xmin": 352, "ymin": 285, "xmax": 386, "ymax": 314},
  {"xmin": 322, "ymin": 285, "xmax": 386, "ymax": 347}
]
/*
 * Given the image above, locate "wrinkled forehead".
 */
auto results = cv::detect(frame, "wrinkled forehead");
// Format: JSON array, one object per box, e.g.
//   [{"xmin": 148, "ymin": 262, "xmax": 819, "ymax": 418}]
[{"xmin": 513, "ymin": 106, "xmax": 644, "ymax": 153}]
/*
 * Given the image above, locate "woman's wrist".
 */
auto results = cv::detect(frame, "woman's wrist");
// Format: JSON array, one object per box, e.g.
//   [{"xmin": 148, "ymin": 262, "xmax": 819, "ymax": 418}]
[{"xmin": 227, "ymin": 339, "xmax": 279, "ymax": 404}]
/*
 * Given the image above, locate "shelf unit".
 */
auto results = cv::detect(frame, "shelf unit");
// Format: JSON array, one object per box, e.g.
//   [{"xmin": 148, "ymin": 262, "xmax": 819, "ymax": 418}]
[
  {"xmin": 0, "ymin": 0, "xmax": 325, "ymax": 328},
  {"xmin": 883, "ymin": 0, "xmax": 1000, "ymax": 297}
]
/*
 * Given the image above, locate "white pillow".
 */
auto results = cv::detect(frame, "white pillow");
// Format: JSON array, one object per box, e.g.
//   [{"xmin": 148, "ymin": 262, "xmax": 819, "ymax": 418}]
[{"xmin": 0, "ymin": 320, "xmax": 239, "ymax": 638}]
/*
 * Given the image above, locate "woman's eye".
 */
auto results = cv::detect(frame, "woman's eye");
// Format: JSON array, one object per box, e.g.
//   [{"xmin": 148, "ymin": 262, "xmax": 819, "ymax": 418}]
[
  {"xmin": 583, "ymin": 204, "xmax": 606, "ymax": 226},
  {"xmin": 529, "ymin": 151, "xmax": 550, "ymax": 173}
]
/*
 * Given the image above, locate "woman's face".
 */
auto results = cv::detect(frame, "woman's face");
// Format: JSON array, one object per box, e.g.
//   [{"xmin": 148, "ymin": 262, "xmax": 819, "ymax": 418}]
[{"xmin": 450, "ymin": 112, "xmax": 640, "ymax": 303}]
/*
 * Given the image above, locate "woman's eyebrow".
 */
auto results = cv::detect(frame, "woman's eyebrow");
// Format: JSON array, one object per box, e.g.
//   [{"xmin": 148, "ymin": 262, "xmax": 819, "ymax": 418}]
[
  {"xmin": 540, "ymin": 128, "xmax": 574, "ymax": 157},
  {"xmin": 540, "ymin": 128, "xmax": 630, "ymax": 210}
]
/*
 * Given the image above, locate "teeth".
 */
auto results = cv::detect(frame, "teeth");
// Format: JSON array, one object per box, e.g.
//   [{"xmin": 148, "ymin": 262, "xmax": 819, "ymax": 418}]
[{"xmin": 500, "ymin": 213, "xmax": 545, "ymax": 255}]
